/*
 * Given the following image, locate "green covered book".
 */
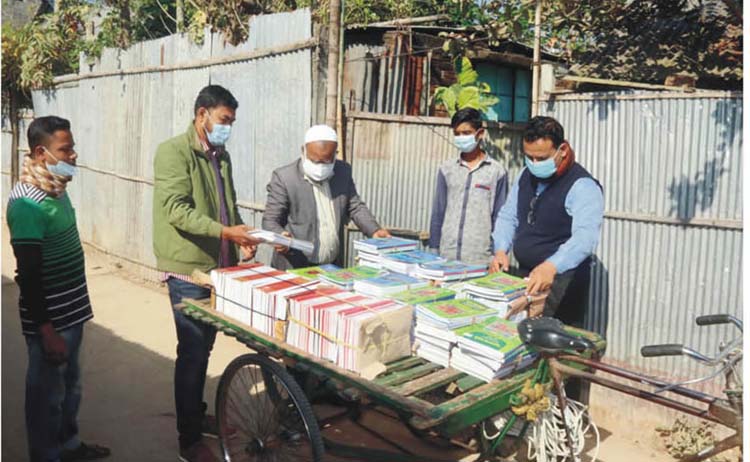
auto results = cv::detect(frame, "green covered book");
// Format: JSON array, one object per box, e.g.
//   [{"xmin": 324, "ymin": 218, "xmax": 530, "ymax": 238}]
[
  {"xmin": 319, "ymin": 266, "xmax": 383, "ymax": 288},
  {"xmin": 288, "ymin": 264, "xmax": 340, "ymax": 280},
  {"xmin": 390, "ymin": 286, "xmax": 456, "ymax": 305},
  {"xmin": 416, "ymin": 299, "xmax": 495, "ymax": 329},
  {"xmin": 454, "ymin": 317, "xmax": 524, "ymax": 356},
  {"xmin": 467, "ymin": 272, "xmax": 526, "ymax": 293}
]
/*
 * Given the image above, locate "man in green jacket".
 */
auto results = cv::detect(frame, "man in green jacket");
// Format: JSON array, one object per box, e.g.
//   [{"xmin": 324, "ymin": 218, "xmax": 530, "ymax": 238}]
[{"xmin": 153, "ymin": 85, "xmax": 259, "ymax": 462}]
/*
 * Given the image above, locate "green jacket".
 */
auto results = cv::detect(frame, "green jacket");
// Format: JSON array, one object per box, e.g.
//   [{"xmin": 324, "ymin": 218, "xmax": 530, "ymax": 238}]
[{"xmin": 152, "ymin": 123, "xmax": 243, "ymax": 274}]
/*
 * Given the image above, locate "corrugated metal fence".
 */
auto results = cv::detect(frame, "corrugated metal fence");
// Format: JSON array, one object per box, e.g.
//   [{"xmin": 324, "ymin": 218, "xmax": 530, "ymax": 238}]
[
  {"xmin": 30, "ymin": 9, "xmax": 313, "ymax": 280},
  {"xmin": 542, "ymin": 91, "xmax": 743, "ymax": 390},
  {"xmin": 346, "ymin": 91, "xmax": 742, "ymax": 389}
]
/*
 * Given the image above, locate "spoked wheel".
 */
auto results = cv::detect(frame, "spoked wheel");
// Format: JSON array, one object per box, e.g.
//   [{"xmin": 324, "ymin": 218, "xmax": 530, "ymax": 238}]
[{"xmin": 216, "ymin": 354, "xmax": 325, "ymax": 462}]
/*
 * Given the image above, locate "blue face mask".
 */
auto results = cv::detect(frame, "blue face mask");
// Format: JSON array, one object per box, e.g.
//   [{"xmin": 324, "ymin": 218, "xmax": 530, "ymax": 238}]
[
  {"xmin": 454, "ymin": 134, "xmax": 479, "ymax": 153},
  {"xmin": 525, "ymin": 146, "xmax": 562, "ymax": 179},
  {"xmin": 205, "ymin": 115, "xmax": 232, "ymax": 146},
  {"xmin": 44, "ymin": 148, "xmax": 77, "ymax": 177}
]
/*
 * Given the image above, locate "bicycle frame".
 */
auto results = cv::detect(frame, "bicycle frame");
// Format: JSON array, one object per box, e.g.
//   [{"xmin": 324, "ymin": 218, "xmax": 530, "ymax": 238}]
[{"xmin": 545, "ymin": 351, "xmax": 743, "ymax": 462}]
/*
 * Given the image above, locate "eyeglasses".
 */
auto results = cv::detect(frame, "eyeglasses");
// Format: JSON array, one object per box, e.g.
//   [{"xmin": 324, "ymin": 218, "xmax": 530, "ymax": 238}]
[{"xmin": 527, "ymin": 195, "xmax": 540, "ymax": 225}]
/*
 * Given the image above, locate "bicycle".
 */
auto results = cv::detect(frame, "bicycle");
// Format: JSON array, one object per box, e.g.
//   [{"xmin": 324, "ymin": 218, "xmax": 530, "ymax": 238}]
[{"xmin": 503, "ymin": 313, "xmax": 743, "ymax": 462}]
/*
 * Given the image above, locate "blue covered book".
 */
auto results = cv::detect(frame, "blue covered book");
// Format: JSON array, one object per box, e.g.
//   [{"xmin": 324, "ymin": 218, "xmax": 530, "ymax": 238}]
[
  {"xmin": 414, "ymin": 260, "xmax": 488, "ymax": 281},
  {"xmin": 353, "ymin": 272, "xmax": 429, "ymax": 296},
  {"xmin": 353, "ymin": 237, "xmax": 419, "ymax": 254},
  {"xmin": 381, "ymin": 250, "xmax": 444, "ymax": 274}
]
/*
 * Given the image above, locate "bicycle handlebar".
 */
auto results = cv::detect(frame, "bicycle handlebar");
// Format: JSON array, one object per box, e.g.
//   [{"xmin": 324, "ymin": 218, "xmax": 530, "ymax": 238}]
[
  {"xmin": 696, "ymin": 314, "xmax": 743, "ymax": 332},
  {"xmin": 640, "ymin": 344, "xmax": 715, "ymax": 363},
  {"xmin": 641, "ymin": 344, "xmax": 684, "ymax": 357}
]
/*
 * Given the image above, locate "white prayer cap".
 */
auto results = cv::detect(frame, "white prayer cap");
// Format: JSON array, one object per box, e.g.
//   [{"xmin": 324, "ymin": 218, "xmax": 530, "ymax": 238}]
[{"xmin": 304, "ymin": 125, "xmax": 338, "ymax": 144}]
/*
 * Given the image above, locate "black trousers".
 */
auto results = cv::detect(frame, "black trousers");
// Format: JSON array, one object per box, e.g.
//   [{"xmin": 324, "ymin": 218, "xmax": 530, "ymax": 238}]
[{"xmin": 519, "ymin": 260, "xmax": 592, "ymax": 401}]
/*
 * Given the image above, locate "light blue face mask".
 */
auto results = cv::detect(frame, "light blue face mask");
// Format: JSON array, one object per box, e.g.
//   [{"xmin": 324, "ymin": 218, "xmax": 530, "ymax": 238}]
[
  {"xmin": 205, "ymin": 115, "xmax": 232, "ymax": 146},
  {"xmin": 525, "ymin": 146, "xmax": 562, "ymax": 179},
  {"xmin": 44, "ymin": 148, "xmax": 77, "ymax": 177},
  {"xmin": 454, "ymin": 133, "xmax": 479, "ymax": 153}
]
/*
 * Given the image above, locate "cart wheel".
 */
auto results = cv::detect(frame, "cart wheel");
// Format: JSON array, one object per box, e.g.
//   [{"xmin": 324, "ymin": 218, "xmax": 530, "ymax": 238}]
[{"xmin": 216, "ymin": 354, "xmax": 325, "ymax": 462}]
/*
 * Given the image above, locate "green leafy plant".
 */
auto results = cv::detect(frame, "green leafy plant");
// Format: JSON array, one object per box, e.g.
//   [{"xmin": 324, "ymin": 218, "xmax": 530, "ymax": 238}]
[{"xmin": 432, "ymin": 56, "xmax": 499, "ymax": 116}]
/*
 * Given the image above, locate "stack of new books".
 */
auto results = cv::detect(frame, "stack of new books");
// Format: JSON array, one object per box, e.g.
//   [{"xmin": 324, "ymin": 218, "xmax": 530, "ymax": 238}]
[
  {"xmin": 379, "ymin": 250, "xmax": 445, "ymax": 276},
  {"xmin": 460, "ymin": 272, "xmax": 528, "ymax": 318},
  {"xmin": 413, "ymin": 260, "xmax": 488, "ymax": 282},
  {"xmin": 285, "ymin": 287, "xmax": 412, "ymax": 376},
  {"xmin": 318, "ymin": 266, "xmax": 383, "ymax": 290},
  {"xmin": 413, "ymin": 299, "xmax": 496, "ymax": 367},
  {"xmin": 354, "ymin": 237, "xmax": 419, "ymax": 269},
  {"xmin": 451, "ymin": 317, "xmax": 539, "ymax": 382},
  {"xmin": 353, "ymin": 272, "xmax": 429, "ymax": 297},
  {"xmin": 210, "ymin": 264, "xmax": 317, "ymax": 338}
]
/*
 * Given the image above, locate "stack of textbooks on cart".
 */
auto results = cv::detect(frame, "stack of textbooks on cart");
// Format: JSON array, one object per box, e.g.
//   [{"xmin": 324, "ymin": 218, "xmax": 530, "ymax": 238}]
[
  {"xmin": 354, "ymin": 237, "xmax": 419, "ymax": 269},
  {"xmin": 379, "ymin": 250, "xmax": 445, "ymax": 276},
  {"xmin": 210, "ymin": 264, "xmax": 318, "ymax": 338},
  {"xmin": 451, "ymin": 317, "xmax": 538, "ymax": 382},
  {"xmin": 352, "ymin": 272, "xmax": 429, "ymax": 297},
  {"xmin": 318, "ymin": 266, "xmax": 383, "ymax": 290},
  {"xmin": 285, "ymin": 286, "xmax": 412, "ymax": 377},
  {"xmin": 460, "ymin": 272, "xmax": 528, "ymax": 318},
  {"xmin": 413, "ymin": 260, "xmax": 488, "ymax": 282},
  {"xmin": 413, "ymin": 299, "xmax": 496, "ymax": 367}
]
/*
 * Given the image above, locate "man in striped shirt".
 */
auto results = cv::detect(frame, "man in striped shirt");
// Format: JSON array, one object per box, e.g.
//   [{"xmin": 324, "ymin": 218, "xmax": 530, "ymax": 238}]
[{"xmin": 7, "ymin": 116, "xmax": 110, "ymax": 462}]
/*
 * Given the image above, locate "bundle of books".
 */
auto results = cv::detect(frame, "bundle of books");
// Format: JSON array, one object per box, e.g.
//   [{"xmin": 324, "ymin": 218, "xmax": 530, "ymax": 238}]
[
  {"xmin": 460, "ymin": 272, "xmax": 528, "ymax": 318},
  {"xmin": 286, "ymin": 287, "xmax": 412, "ymax": 377},
  {"xmin": 413, "ymin": 260, "xmax": 488, "ymax": 282},
  {"xmin": 210, "ymin": 264, "xmax": 317, "ymax": 338},
  {"xmin": 318, "ymin": 266, "xmax": 383, "ymax": 290},
  {"xmin": 451, "ymin": 316, "xmax": 538, "ymax": 382},
  {"xmin": 354, "ymin": 237, "xmax": 419, "ymax": 269},
  {"xmin": 413, "ymin": 299, "xmax": 496, "ymax": 367},
  {"xmin": 352, "ymin": 272, "xmax": 429, "ymax": 297},
  {"xmin": 379, "ymin": 250, "xmax": 445, "ymax": 275}
]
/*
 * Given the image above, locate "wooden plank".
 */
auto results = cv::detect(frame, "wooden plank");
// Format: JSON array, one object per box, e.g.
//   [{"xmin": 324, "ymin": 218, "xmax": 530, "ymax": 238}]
[
  {"xmin": 455, "ymin": 375, "xmax": 485, "ymax": 393},
  {"xmin": 383, "ymin": 356, "xmax": 425, "ymax": 373},
  {"xmin": 560, "ymin": 75, "xmax": 693, "ymax": 92},
  {"xmin": 374, "ymin": 363, "xmax": 443, "ymax": 387},
  {"xmin": 179, "ymin": 299, "xmax": 433, "ymax": 418},
  {"xmin": 393, "ymin": 367, "xmax": 465, "ymax": 397}
]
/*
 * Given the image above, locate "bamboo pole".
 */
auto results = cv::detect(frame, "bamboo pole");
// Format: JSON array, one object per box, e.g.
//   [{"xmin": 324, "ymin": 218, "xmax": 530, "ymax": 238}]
[
  {"xmin": 531, "ymin": 0, "xmax": 543, "ymax": 117},
  {"xmin": 325, "ymin": 0, "xmax": 342, "ymax": 127}
]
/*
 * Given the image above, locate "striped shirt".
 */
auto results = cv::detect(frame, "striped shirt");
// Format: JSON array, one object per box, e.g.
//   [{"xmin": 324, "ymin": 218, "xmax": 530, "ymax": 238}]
[{"xmin": 7, "ymin": 183, "xmax": 93, "ymax": 335}]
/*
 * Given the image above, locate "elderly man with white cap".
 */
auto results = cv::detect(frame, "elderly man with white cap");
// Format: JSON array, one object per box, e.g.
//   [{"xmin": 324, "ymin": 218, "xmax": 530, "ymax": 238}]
[{"xmin": 262, "ymin": 124, "xmax": 390, "ymax": 269}]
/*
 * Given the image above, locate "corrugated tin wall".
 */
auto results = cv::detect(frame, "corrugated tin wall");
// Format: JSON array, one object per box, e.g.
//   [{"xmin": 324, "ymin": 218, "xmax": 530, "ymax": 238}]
[
  {"xmin": 541, "ymin": 92, "xmax": 743, "ymax": 391},
  {"xmin": 30, "ymin": 10, "xmax": 313, "ymax": 279}
]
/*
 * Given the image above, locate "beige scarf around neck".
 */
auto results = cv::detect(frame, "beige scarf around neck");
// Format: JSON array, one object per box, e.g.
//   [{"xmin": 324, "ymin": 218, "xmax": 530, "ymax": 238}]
[{"xmin": 20, "ymin": 155, "xmax": 71, "ymax": 197}]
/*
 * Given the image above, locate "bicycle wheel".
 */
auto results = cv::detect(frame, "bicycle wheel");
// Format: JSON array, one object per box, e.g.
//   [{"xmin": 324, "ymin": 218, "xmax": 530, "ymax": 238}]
[{"xmin": 216, "ymin": 354, "xmax": 325, "ymax": 462}]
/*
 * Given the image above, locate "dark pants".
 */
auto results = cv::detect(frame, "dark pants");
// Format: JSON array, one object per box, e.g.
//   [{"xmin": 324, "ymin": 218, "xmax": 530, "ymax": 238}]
[
  {"xmin": 167, "ymin": 277, "xmax": 216, "ymax": 450},
  {"xmin": 25, "ymin": 323, "xmax": 84, "ymax": 462},
  {"xmin": 519, "ymin": 260, "xmax": 591, "ymax": 329},
  {"xmin": 520, "ymin": 261, "xmax": 592, "ymax": 401}
]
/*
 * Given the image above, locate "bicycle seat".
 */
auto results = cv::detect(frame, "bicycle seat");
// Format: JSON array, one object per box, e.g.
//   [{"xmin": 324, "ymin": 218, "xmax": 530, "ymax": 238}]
[{"xmin": 517, "ymin": 317, "xmax": 595, "ymax": 353}]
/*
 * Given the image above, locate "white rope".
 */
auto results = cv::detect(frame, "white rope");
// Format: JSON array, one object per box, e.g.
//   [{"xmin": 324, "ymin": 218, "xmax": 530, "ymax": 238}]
[{"xmin": 527, "ymin": 393, "xmax": 600, "ymax": 462}]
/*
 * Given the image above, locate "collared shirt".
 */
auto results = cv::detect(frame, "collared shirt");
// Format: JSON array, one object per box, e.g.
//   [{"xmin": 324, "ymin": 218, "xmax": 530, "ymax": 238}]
[
  {"xmin": 429, "ymin": 153, "xmax": 508, "ymax": 266},
  {"xmin": 492, "ymin": 167, "xmax": 604, "ymax": 273},
  {"xmin": 304, "ymin": 175, "xmax": 339, "ymax": 264}
]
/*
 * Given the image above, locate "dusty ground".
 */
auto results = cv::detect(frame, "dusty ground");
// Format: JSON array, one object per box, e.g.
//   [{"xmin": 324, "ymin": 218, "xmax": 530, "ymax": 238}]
[{"xmin": 1, "ymin": 234, "xmax": 677, "ymax": 462}]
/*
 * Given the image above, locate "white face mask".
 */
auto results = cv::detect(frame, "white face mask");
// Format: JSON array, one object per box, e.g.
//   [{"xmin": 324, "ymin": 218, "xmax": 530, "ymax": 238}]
[
  {"xmin": 44, "ymin": 147, "xmax": 77, "ymax": 177},
  {"xmin": 302, "ymin": 153, "xmax": 335, "ymax": 182},
  {"xmin": 454, "ymin": 133, "xmax": 479, "ymax": 153}
]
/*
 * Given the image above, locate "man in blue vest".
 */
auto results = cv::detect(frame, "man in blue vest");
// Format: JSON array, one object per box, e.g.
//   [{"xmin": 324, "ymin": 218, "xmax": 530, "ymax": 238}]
[{"xmin": 490, "ymin": 116, "xmax": 604, "ymax": 329}]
